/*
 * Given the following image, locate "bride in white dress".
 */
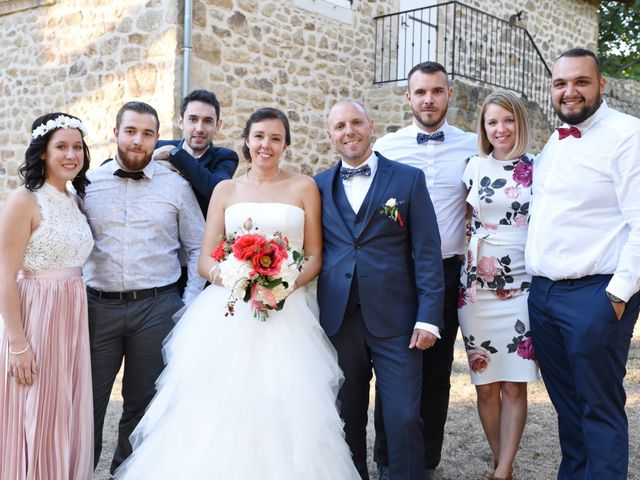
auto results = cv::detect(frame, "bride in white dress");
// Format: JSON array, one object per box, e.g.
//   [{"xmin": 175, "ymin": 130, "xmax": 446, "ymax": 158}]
[{"xmin": 115, "ymin": 108, "xmax": 360, "ymax": 479}]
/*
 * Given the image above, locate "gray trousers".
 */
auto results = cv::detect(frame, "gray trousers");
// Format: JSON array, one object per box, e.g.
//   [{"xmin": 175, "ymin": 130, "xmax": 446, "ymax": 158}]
[{"xmin": 88, "ymin": 287, "xmax": 183, "ymax": 474}]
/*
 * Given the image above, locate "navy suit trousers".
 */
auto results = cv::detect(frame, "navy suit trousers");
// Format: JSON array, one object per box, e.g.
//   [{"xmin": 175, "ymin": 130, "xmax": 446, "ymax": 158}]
[
  {"xmin": 529, "ymin": 275, "xmax": 639, "ymax": 480},
  {"xmin": 331, "ymin": 304, "xmax": 424, "ymax": 480},
  {"xmin": 373, "ymin": 256, "xmax": 461, "ymax": 469}
]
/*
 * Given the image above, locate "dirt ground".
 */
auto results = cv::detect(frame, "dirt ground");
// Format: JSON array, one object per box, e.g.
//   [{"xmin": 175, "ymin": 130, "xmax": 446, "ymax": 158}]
[{"xmin": 95, "ymin": 325, "xmax": 640, "ymax": 480}]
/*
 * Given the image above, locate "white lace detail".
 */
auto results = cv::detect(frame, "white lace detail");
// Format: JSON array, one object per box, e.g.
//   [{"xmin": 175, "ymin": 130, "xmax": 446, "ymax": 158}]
[{"xmin": 22, "ymin": 183, "xmax": 94, "ymax": 271}]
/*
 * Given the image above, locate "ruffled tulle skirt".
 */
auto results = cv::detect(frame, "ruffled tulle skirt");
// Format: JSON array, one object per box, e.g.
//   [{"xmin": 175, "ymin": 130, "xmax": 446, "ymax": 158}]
[
  {"xmin": 115, "ymin": 284, "xmax": 359, "ymax": 479},
  {"xmin": 0, "ymin": 267, "xmax": 93, "ymax": 480}
]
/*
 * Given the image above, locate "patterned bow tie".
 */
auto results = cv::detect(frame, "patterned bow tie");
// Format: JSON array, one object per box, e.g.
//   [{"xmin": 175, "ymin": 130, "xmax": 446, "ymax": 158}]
[
  {"xmin": 417, "ymin": 131, "xmax": 445, "ymax": 144},
  {"xmin": 556, "ymin": 126, "xmax": 581, "ymax": 140},
  {"xmin": 114, "ymin": 169, "xmax": 145, "ymax": 180},
  {"xmin": 340, "ymin": 164, "xmax": 372, "ymax": 181}
]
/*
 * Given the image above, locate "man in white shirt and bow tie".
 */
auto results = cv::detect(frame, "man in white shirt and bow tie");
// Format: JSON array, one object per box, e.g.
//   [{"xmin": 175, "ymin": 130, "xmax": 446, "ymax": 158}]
[
  {"xmin": 373, "ymin": 61, "xmax": 477, "ymax": 480},
  {"xmin": 526, "ymin": 48, "xmax": 640, "ymax": 480}
]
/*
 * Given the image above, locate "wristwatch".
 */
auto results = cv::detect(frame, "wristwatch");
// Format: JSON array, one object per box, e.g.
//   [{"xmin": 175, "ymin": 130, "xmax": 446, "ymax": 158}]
[
  {"xmin": 169, "ymin": 146, "xmax": 180, "ymax": 158},
  {"xmin": 606, "ymin": 291, "xmax": 625, "ymax": 303}
]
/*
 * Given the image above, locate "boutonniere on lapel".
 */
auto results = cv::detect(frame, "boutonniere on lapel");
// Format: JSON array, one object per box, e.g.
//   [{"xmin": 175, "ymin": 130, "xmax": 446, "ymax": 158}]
[{"xmin": 380, "ymin": 198, "xmax": 405, "ymax": 226}]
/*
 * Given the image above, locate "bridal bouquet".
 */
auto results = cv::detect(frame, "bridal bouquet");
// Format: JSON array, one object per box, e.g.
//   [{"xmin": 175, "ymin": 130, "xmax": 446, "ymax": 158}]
[{"xmin": 212, "ymin": 218, "xmax": 304, "ymax": 321}]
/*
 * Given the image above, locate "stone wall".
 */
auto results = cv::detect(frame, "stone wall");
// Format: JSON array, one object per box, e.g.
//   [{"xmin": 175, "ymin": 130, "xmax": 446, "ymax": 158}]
[
  {"xmin": 0, "ymin": 0, "xmax": 615, "ymax": 205},
  {"xmin": 0, "ymin": 0, "xmax": 180, "ymax": 203},
  {"xmin": 462, "ymin": 0, "xmax": 599, "ymax": 64},
  {"xmin": 185, "ymin": 0, "xmax": 397, "ymax": 176},
  {"xmin": 605, "ymin": 77, "xmax": 640, "ymax": 118}
]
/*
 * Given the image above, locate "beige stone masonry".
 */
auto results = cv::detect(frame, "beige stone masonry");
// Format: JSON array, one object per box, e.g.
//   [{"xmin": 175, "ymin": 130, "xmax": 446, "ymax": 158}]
[{"xmin": 0, "ymin": 0, "xmax": 628, "ymax": 206}]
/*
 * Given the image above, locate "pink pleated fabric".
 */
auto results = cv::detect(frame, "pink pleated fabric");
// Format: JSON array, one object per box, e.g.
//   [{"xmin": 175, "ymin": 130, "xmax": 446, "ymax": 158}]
[{"xmin": 1, "ymin": 267, "xmax": 93, "ymax": 480}]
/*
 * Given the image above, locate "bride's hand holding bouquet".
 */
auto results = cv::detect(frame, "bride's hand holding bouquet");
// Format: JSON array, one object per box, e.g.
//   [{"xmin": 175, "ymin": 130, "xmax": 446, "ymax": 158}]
[{"xmin": 210, "ymin": 217, "xmax": 304, "ymax": 321}]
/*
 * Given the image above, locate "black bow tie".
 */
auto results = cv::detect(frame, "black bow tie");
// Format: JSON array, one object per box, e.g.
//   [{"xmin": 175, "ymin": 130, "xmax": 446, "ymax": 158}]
[
  {"xmin": 340, "ymin": 164, "xmax": 372, "ymax": 181},
  {"xmin": 114, "ymin": 169, "xmax": 145, "ymax": 181},
  {"xmin": 416, "ymin": 131, "xmax": 445, "ymax": 144}
]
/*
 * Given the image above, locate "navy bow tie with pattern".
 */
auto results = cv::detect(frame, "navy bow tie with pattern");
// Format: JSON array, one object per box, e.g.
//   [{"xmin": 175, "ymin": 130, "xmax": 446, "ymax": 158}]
[
  {"xmin": 416, "ymin": 131, "xmax": 445, "ymax": 144},
  {"xmin": 340, "ymin": 164, "xmax": 372, "ymax": 181},
  {"xmin": 114, "ymin": 169, "xmax": 145, "ymax": 180}
]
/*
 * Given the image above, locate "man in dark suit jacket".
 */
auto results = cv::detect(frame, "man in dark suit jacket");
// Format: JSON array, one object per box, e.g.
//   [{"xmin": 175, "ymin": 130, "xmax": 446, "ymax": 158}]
[
  {"xmin": 314, "ymin": 100, "xmax": 444, "ymax": 480},
  {"xmin": 154, "ymin": 89, "xmax": 239, "ymax": 217}
]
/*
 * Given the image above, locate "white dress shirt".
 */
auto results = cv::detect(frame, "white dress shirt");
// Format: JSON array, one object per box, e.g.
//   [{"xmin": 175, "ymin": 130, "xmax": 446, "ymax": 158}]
[
  {"xmin": 341, "ymin": 152, "xmax": 438, "ymax": 336},
  {"xmin": 526, "ymin": 100, "xmax": 640, "ymax": 302},
  {"xmin": 81, "ymin": 158, "xmax": 205, "ymax": 304},
  {"xmin": 374, "ymin": 121, "xmax": 477, "ymax": 258},
  {"xmin": 341, "ymin": 153, "xmax": 378, "ymax": 213}
]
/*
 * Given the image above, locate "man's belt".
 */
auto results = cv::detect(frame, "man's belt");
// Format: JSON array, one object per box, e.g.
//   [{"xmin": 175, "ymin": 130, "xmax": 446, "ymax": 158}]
[{"xmin": 87, "ymin": 283, "xmax": 177, "ymax": 302}]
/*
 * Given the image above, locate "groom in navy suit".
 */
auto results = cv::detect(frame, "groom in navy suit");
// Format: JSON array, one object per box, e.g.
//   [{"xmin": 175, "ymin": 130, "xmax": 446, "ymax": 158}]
[{"xmin": 315, "ymin": 100, "xmax": 444, "ymax": 480}]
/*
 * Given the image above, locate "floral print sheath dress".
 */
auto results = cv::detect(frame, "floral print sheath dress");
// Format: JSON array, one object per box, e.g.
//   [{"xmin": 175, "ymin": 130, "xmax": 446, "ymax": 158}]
[{"xmin": 458, "ymin": 153, "xmax": 538, "ymax": 385}]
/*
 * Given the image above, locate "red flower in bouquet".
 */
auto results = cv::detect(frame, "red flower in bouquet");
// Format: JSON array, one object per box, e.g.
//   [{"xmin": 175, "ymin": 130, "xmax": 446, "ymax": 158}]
[
  {"xmin": 233, "ymin": 234, "xmax": 266, "ymax": 261},
  {"xmin": 212, "ymin": 240, "xmax": 227, "ymax": 262},
  {"xmin": 252, "ymin": 240, "xmax": 288, "ymax": 276}
]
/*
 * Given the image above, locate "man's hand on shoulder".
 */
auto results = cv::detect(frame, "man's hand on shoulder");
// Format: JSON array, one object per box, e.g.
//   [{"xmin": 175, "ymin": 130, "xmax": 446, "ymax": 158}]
[
  {"xmin": 156, "ymin": 159, "xmax": 181, "ymax": 174},
  {"xmin": 153, "ymin": 145, "xmax": 182, "ymax": 175},
  {"xmin": 153, "ymin": 145, "xmax": 175, "ymax": 162},
  {"xmin": 409, "ymin": 329, "xmax": 437, "ymax": 350}
]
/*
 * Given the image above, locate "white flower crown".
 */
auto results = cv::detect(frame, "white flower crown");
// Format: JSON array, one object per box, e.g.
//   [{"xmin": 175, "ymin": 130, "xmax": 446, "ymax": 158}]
[{"xmin": 31, "ymin": 115, "xmax": 88, "ymax": 140}]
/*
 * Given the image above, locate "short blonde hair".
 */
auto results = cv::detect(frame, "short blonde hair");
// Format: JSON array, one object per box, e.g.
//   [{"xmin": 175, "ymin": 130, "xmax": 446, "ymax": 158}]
[{"xmin": 477, "ymin": 90, "xmax": 530, "ymax": 158}]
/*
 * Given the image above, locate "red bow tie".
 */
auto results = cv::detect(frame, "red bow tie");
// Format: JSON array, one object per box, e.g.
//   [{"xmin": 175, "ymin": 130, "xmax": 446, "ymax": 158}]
[{"xmin": 557, "ymin": 126, "xmax": 581, "ymax": 140}]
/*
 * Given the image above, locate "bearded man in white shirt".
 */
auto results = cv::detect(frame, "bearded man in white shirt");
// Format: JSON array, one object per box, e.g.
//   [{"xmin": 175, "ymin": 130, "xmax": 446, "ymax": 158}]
[
  {"xmin": 373, "ymin": 61, "xmax": 477, "ymax": 480},
  {"xmin": 526, "ymin": 48, "xmax": 640, "ymax": 480}
]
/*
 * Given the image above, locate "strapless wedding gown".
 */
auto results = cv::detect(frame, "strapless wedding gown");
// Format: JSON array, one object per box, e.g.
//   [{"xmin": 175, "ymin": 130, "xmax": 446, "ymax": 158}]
[{"xmin": 115, "ymin": 202, "xmax": 359, "ymax": 479}]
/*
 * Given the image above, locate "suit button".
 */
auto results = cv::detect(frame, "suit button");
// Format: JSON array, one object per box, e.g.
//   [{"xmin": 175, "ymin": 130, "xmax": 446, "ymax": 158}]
[
  {"xmin": 345, "ymin": 273, "xmax": 352, "ymax": 279},
  {"xmin": 355, "ymin": 244, "xmax": 361, "ymax": 250}
]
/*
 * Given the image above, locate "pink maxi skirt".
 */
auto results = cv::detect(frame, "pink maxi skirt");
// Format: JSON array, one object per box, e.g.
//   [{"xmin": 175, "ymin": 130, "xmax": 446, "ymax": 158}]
[{"xmin": 0, "ymin": 267, "xmax": 93, "ymax": 480}]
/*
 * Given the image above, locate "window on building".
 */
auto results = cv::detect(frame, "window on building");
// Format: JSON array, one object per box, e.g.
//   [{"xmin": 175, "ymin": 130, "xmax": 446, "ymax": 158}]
[{"xmin": 293, "ymin": 0, "xmax": 353, "ymax": 24}]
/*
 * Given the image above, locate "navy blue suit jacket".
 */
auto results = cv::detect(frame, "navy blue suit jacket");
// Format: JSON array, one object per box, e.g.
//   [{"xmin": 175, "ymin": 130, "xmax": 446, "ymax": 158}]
[
  {"xmin": 314, "ymin": 153, "xmax": 444, "ymax": 338},
  {"xmin": 156, "ymin": 139, "xmax": 239, "ymax": 216}
]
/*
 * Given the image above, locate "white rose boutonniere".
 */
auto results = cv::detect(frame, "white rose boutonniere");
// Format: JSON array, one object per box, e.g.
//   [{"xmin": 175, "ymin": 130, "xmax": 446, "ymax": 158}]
[{"xmin": 380, "ymin": 198, "xmax": 405, "ymax": 226}]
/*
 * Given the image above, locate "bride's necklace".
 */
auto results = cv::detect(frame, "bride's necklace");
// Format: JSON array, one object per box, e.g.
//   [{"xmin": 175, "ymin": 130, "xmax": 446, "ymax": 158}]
[{"xmin": 247, "ymin": 167, "xmax": 281, "ymax": 184}]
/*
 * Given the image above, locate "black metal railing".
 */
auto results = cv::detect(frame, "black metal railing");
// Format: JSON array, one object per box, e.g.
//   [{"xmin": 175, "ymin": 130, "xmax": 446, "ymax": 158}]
[{"xmin": 374, "ymin": 1, "xmax": 555, "ymax": 126}]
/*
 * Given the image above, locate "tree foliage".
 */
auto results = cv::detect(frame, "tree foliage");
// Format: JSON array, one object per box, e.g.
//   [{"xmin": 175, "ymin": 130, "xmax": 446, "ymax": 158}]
[{"xmin": 598, "ymin": 0, "xmax": 640, "ymax": 79}]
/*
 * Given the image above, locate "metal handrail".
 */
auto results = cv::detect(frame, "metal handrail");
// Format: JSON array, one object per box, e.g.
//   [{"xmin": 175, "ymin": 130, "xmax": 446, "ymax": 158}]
[{"xmin": 373, "ymin": 1, "xmax": 555, "ymax": 126}]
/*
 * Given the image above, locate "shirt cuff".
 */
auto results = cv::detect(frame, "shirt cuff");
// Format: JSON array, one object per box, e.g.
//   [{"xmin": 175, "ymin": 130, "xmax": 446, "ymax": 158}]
[
  {"xmin": 414, "ymin": 322, "xmax": 441, "ymax": 339},
  {"xmin": 606, "ymin": 274, "xmax": 636, "ymax": 303}
]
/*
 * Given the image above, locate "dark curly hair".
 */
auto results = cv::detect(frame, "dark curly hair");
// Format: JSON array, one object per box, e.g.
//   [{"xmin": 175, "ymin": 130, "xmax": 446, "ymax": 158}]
[
  {"xmin": 19, "ymin": 112, "xmax": 91, "ymax": 198},
  {"xmin": 240, "ymin": 108, "xmax": 291, "ymax": 162}
]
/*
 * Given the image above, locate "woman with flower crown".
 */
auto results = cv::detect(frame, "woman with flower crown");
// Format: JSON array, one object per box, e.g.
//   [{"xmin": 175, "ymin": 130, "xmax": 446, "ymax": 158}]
[
  {"xmin": 0, "ymin": 113, "xmax": 94, "ymax": 479},
  {"xmin": 457, "ymin": 90, "xmax": 539, "ymax": 480},
  {"xmin": 115, "ymin": 107, "xmax": 359, "ymax": 479}
]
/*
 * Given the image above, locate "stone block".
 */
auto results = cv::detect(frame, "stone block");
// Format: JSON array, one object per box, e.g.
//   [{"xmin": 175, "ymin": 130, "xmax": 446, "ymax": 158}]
[
  {"xmin": 136, "ymin": 9, "xmax": 164, "ymax": 33},
  {"xmin": 228, "ymin": 11, "xmax": 249, "ymax": 34},
  {"xmin": 204, "ymin": 0, "xmax": 233, "ymax": 9},
  {"xmin": 246, "ymin": 77, "xmax": 274, "ymax": 93},
  {"xmin": 261, "ymin": 3, "xmax": 277, "ymax": 16},
  {"xmin": 237, "ymin": 0, "xmax": 258, "ymax": 12},
  {"xmin": 69, "ymin": 60, "xmax": 88, "ymax": 77},
  {"xmin": 116, "ymin": 16, "xmax": 133, "ymax": 33},
  {"xmin": 121, "ymin": 46, "xmax": 142, "ymax": 63},
  {"xmin": 193, "ymin": 0, "xmax": 208, "ymax": 27},
  {"xmin": 193, "ymin": 33, "xmax": 222, "ymax": 65},
  {"xmin": 126, "ymin": 64, "xmax": 158, "ymax": 97}
]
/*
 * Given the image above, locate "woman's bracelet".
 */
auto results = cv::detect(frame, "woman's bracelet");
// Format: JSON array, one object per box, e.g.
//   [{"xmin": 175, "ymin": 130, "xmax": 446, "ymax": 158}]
[{"xmin": 9, "ymin": 342, "xmax": 30, "ymax": 355}]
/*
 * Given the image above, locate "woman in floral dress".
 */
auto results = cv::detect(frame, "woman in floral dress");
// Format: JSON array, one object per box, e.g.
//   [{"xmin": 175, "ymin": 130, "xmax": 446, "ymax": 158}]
[{"xmin": 458, "ymin": 90, "xmax": 538, "ymax": 480}]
